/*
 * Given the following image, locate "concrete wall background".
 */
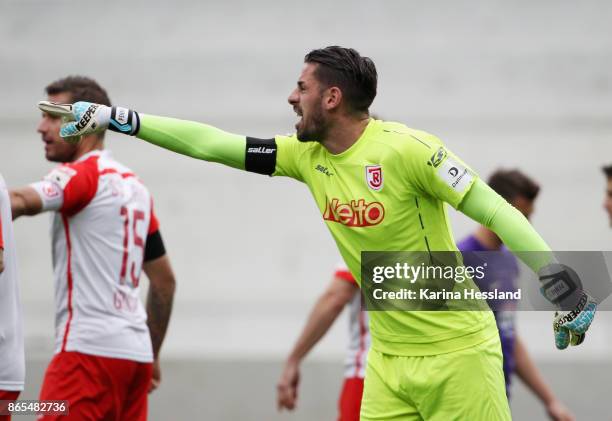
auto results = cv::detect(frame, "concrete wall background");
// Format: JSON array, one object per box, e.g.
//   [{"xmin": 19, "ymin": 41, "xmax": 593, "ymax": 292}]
[{"xmin": 2, "ymin": 1, "xmax": 611, "ymax": 419}]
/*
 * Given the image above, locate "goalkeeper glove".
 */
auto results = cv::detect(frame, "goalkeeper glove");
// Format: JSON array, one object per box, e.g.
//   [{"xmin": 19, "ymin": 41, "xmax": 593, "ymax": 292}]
[
  {"xmin": 38, "ymin": 101, "xmax": 140, "ymax": 142},
  {"xmin": 539, "ymin": 264, "xmax": 597, "ymax": 350}
]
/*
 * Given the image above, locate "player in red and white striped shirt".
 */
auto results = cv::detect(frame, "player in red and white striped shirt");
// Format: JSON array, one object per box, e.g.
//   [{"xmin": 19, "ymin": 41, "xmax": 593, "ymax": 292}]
[
  {"xmin": 0, "ymin": 174, "xmax": 25, "ymax": 421},
  {"xmin": 277, "ymin": 265, "xmax": 369, "ymax": 421},
  {"xmin": 10, "ymin": 77, "xmax": 176, "ymax": 421}
]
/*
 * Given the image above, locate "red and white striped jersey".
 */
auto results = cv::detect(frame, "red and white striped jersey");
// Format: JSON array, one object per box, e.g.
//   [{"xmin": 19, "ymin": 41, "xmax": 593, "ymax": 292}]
[
  {"xmin": 0, "ymin": 174, "xmax": 25, "ymax": 391},
  {"xmin": 31, "ymin": 150, "xmax": 157, "ymax": 363},
  {"xmin": 334, "ymin": 266, "xmax": 370, "ymax": 379}
]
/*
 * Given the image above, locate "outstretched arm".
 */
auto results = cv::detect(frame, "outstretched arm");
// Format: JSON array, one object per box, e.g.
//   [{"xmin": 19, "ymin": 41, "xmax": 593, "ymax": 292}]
[
  {"xmin": 137, "ymin": 115, "xmax": 246, "ymax": 169},
  {"xmin": 138, "ymin": 114, "xmax": 299, "ymax": 177},
  {"xmin": 38, "ymin": 101, "xmax": 290, "ymax": 177},
  {"xmin": 9, "ymin": 187, "xmax": 43, "ymax": 219},
  {"xmin": 277, "ymin": 277, "xmax": 358, "ymax": 411}
]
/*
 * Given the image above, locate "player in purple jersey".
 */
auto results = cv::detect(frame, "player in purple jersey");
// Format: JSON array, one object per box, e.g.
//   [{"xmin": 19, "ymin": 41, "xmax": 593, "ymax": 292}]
[{"xmin": 458, "ymin": 169, "xmax": 574, "ymax": 421}]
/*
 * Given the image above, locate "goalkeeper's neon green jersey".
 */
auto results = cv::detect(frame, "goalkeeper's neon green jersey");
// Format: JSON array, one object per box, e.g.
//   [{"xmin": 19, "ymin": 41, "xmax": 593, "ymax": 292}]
[{"xmin": 273, "ymin": 119, "xmax": 497, "ymax": 356}]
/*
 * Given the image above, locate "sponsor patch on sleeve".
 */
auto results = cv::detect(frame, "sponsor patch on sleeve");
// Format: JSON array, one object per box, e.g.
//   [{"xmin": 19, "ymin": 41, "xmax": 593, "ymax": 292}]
[
  {"xmin": 41, "ymin": 182, "xmax": 61, "ymax": 198},
  {"xmin": 44, "ymin": 166, "xmax": 77, "ymax": 190},
  {"xmin": 437, "ymin": 157, "xmax": 473, "ymax": 193}
]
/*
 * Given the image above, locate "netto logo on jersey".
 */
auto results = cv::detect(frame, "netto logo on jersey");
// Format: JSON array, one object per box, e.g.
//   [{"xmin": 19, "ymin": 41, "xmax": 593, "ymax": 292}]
[
  {"xmin": 323, "ymin": 198, "xmax": 385, "ymax": 227},
  {"xmin": 247, "ymin": 146, "xmax": 275, "ymax": 154},
  {"xmin": 428, "ymin": 147, "xmax": 447, "ymax": 168},
  {"xmin": 75, "ymin": 104, "xmax": 99, "ymax": 131}
]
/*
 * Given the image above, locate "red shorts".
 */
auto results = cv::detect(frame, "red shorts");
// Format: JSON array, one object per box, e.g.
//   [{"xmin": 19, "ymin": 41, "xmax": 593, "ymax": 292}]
[
  {"xmin": 338, "ymin": 377, "xmax": 364, "ymax": 421},
  {"xmin": 0, "ymin": 390, "xmax": 20, "ymax": 421},
  {"xmin": 39, "ymin": 351, "xmax": 152, "ymax": 421}
]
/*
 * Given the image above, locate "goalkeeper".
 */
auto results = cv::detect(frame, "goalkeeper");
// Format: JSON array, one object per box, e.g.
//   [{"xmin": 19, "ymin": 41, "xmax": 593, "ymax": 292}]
[{"xmin": 41, "ymin": 46, "xmax": 597, "ymax": 420}]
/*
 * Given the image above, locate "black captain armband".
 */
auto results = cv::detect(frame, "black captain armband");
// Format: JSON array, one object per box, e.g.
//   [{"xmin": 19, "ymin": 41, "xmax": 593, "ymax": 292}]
[
  {"xmin": 245, "ymin": 137, "xmax": 277, "ymax": 175},
  {"xmin": 144, "ymin": 230, "xmax": 166, "ymax": 262}
]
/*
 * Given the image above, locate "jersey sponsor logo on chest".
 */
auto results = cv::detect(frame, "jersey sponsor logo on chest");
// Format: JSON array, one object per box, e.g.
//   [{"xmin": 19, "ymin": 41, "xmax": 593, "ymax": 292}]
[
  {"xmin": 323, "ymin": 198, "xmax": 385, "ymax": 227},
  {"xmin": 365, "ymin": 165, "xmax": 383, "ymax": 191}
]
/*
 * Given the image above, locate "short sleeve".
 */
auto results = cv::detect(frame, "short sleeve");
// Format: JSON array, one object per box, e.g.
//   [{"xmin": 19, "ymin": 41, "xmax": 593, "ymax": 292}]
[
  {"xmin": 30, "ymin": 179, "xmax": 64, "ymax": 212},
  {"xmin": 36, "ymin": 157, "xmax": 100, "ymax": 217},
  {"xmin": 404, "ymin": 131, "xmax": 479, "ymax": 209},
  {"xmin": 273, "ymin": 134, "xmax": 305, "ymax": 181},
  {"xmin": 334, "ymin": 266, "xmax": 357, "ymax": 285},
  {"xmin": 148, "ymin": 198, "xmax": 160, "ymax": 234}
]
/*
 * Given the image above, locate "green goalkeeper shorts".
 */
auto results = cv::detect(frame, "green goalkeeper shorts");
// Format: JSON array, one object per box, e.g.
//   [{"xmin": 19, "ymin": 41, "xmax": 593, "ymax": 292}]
[{"xmin": 360, "ymin": 333, "xmax": 511, "ymax": 421}]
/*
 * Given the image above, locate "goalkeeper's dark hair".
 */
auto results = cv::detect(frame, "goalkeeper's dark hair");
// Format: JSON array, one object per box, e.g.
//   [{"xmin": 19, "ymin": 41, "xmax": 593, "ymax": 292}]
[
  {"xmin": 304, "ymin": 46, "xmax": 377, "ymax": 114},
  {"xmin": 602, "ymin": 165, "xmax": 612, "ymax": 179},
  {"xmin": 488, "ymin": 169, "xmax": 540, "ymax": 202},
  {"xmin": 46, "ymin": 76, "xmax": 111, "ymax": 107}
]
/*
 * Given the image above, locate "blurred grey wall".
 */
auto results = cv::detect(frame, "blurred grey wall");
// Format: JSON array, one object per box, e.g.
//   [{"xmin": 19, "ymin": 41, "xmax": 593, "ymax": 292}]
[{"xmin": 2, "ymin": 1, "xmax": 611, "ymax": 419}]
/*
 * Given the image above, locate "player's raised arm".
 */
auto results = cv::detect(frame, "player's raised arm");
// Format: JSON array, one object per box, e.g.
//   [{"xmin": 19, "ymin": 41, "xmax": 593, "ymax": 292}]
[{"xmin": 37, "ymin": 101, "xmax": 299, "ymax": 178}]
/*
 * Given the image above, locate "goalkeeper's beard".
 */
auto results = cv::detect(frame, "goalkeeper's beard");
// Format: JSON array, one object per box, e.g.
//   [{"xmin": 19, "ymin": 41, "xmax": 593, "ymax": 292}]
[{"xmin": 296, "ymin": 107, "xmax": 330, "ymax": 143}]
